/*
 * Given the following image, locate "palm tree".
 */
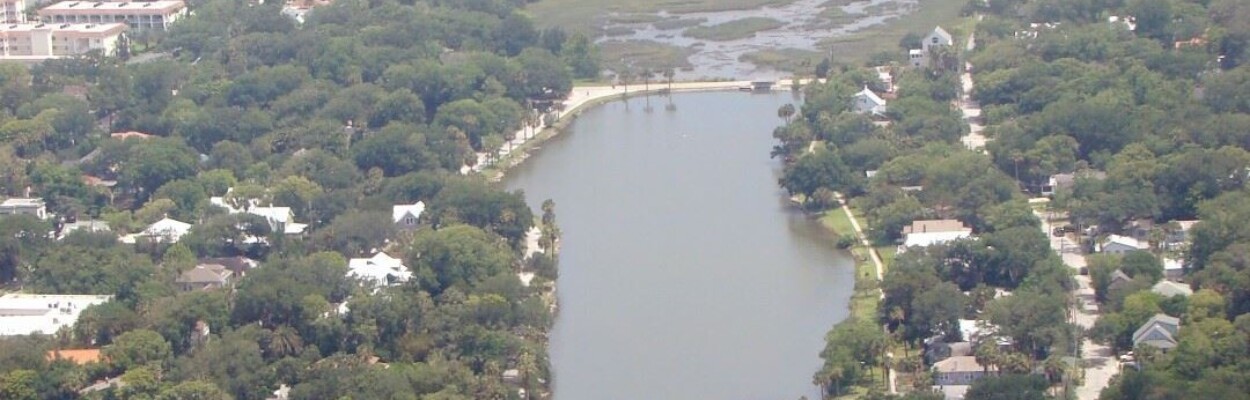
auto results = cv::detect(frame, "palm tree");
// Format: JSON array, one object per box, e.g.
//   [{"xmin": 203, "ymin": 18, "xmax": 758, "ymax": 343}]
[
  {"xmin": 663, "ymin": 68, "xmax": 675, "ymax": 92},
  {"xmin": 778, "ymin": 103, "xmax": 796, "ymax": 124}
]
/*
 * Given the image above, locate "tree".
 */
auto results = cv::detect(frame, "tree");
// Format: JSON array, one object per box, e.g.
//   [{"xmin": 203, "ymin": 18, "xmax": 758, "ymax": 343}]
[
  {"xmin": 778, "ymin": 103, "xmax": 796, "ymax": 124},
  {"xmin": 405, "ymin": 224, "xmax": 515, "ymax": 294},
  {"xmin": 157, "ymin": 381, "xmax": 234, "ymax": 400},
  {"xmin": 0, "ymin": 215, "xmax": 51, "ymax": 284},
  {"xmin": 964, "ymin": 374, "xmax": 1049, "ymax": 400},
  {"xmin": 780, "ymin": 148, "xmax": 860, "ymax": 205},
  {"xmin": 105, "ymin": 329, "xmax": 172, "ymax": 373},
  {"xmin": 120, "ymin": 139, "xmax": 200, "ymax": 201},
  {"xmin": 315, "ymin": 211, "xmax": 396, "ymax": 256}
]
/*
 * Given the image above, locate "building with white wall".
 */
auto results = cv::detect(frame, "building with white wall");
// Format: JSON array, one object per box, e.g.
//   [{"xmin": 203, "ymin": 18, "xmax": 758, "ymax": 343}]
[
  {"xmin": 0, "ymin": 293, "xmax": 112, "ymax": 336},
  {"xmin": 2, "ymin": 0, "xmax": 25, "ymax": 23},
  {"xmin": 0, "ymin": 22, "xmax": 125, "ymax": 61},
  {"xmin": 37, "ymin": 1, "xmax": 185, "ymax": 31}
]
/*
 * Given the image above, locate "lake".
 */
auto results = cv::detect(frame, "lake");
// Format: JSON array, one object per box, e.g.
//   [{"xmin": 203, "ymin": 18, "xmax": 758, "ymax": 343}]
[{"xmin": 504, "ymin": 91, "xmax": 854, "ymax": 400}]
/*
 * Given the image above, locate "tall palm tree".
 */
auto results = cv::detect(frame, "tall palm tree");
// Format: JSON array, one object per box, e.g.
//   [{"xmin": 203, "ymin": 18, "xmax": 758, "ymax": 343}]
[{"xmin": 778, "ymin": 103, "xmax": 796, "ymax": 124}]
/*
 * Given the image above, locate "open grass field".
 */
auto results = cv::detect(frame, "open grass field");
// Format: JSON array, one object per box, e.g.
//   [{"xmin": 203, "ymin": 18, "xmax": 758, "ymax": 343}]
[
  {"xmin": 684, "ymin": 17, "xmax": 786, "ymax": 40},
  {"xmin": 525, "ymin": 0, "xmax": 795, "ymax": 33},
  {"xmin": 741, "ymin": 48, "xmax": 826, "ymax": 76}
]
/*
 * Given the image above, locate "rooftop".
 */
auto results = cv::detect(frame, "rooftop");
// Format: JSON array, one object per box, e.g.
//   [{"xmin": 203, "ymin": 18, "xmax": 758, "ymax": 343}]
[
  {"xmin": 0, "ymin": 22, "xmax": 127, "ymax": 34},
  {"xmin": 39, "ymin": 1, "xmax": 185, "ymax": 13},
  {"xmin": 1, "ymin": 198, "xmax": 45, "ymax": 207},
  {"xmin": 1102, "ymin": 234, "xmax": 1146, "ymax": 250},
  {"xmin": 177, "ymin": 264, "xmax": 232, "ymax": 285},
  {"xmin": 1152, "ymin": 281, "xmax": 1193, "ymax": 298},
  {"xmin": 393, "ymin": 201, "xmax": 426, "ymax": 223},
  {"xmin": 933, "ymin": 356, "xmax": 987, "ymax": 373},
  {"xmin": 110, "ymin": 131, "xmax": 153, "ymax": 140},
  {"xmin": 902, "ymin": 219, "xmax": 970, "ymax": 235},
  {"xmin": 47, "ymin": 348, "xmax": 103, "ymax": 365},
  {"xmin": 0, "ymin": 293, "xmax": 112, "ymax": 336},
  {"xmin": 347, "ymin": 252, "xmax": 411, "ymax": 286}
]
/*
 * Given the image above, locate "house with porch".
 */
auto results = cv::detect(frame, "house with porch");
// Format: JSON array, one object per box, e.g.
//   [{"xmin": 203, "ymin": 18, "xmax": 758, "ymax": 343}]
[
  {"xmin": 176, "ymin": 264, "xmax": 234, "ymax": 292},
  {"xmin": 899, "ymin": 219, "xmax": 973, "ymax": 253},
  {"xmin": 393, "ymin": 201, "xmax": 425, "ymax": 230},
  {"xmin": 852, "ymin": 86, "xmax": 887, "ymax": 116},
  {"xmin": 1133, "ymin": 314, "xmax": 1180, "ymax": 351},
  {"xmin": 1097, "ymin": 235, "xmax": 1147, "ymax": 255}
]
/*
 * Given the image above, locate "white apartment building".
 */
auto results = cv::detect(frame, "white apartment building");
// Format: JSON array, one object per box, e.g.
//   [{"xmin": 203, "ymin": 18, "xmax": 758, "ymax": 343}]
[
  {"xmin": 0, "ymin": 22, "xmax": 125, "ymax": 60},
  {"xmin": 1, "ymin": 0, "xmax": 25, "ymax": 23},
  {"xmin": 38, "ymin": 1, "xmax": 185, "ymax": 31}
]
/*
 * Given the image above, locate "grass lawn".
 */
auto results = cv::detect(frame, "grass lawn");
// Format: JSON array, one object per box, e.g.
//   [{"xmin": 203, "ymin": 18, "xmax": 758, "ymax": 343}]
[
  {"xmin": 685, "ymin": 17, "xmax": 786, "ymax": 41},
  {"xmin": 525, "ymin": 0, "xmax": 795, "ymax": 33}
]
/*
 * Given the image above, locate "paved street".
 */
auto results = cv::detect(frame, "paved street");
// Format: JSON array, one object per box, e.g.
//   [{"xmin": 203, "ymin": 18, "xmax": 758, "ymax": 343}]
[{"xmin": 1034, "ymin": 205, "xmax": 1117, "ymax": 399}]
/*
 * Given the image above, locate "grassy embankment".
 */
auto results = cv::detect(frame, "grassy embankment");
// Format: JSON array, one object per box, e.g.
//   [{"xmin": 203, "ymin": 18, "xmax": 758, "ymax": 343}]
[{"xmin": 684, "ymin": 17, "xmax": 786, "ymax": 41}]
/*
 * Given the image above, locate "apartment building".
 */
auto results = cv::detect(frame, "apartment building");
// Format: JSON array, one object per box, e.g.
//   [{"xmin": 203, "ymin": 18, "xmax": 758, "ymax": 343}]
[
  {"xmin": 37, "ymin": 1, "xmax": 185, "ymax": 31},
  {"xmin": 1, "ymin": 0, "xmax": 25, "ymax": 23},
  {"xmin": 0, "ymin": 22, "xmax": 126, "ymax": 60}
]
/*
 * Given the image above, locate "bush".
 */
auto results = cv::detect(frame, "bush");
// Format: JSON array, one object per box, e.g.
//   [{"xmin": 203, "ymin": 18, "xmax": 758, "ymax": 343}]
[{"xmin": 836, "ymin": 235, "xmax": 857, "ymax": 249}]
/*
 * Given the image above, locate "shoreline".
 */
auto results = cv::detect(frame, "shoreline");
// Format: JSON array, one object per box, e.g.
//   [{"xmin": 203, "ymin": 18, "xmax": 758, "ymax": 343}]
[{"xmin": 481, "ymin": 79, "xmax": 813, "ymax": 181}]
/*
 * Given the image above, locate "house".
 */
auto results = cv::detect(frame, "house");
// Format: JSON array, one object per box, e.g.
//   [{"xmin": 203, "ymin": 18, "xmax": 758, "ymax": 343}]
[
  {"xmin": 109, "ymin": 131, "xmax": 153, "ymax": 140},
  {"xmin": 852, "ymin": 86, "xmax": 887, "ymax": 116},
  {"xmin": 47, "ymin": 348, "xmax": 103, "ymax": 365},
  {"xmin": 925, "ymin": 341, "xmax": 973, "ymax": 365},
  {"xmin": 1151, "ymin": 281, "xmax": 1192, "ymax": 298},
  {"xmin": 1097, "ymin": 235, "xmax": 1147, "ymax": 255},
  {"xmin": 908, "ymin": 26, "xmax": 954, "ymax": 68},
  {"xmin": 198, "ymin": 256, "xmax": 259, "ymax": 278},
  {"xmin": 393, "ymin": 201, "xmax": 425, "ymax": 230},
  {"xmin": 0, "ymin": 293, "xmax": 112, "ymax": 336},
  {"xmin": 1163, "ymin": 258, "xmax": 1184, "ymax": 282},
  {"xmin": 933, "ymin": 356, "xmax": 994, "ymax": 386},
  {"xmin": 2, "ymin": 0, "xmax": 25, "ymax": 23},
  {"xmin": 347, "ymin": 252, "xmax": 411, "ymax": 286},
  {"xmin": 176, "ymin": 264, "xmax": 234, "ymax": 292},
  {"xmin": 899, "ymin": 219, "xmax": 973, "ymax": 253},
  {"xmin": 0, "ymin": 197, "xmax": 49, "ymax": 219},
  {"xmin": 1133, "ymin": 314, "xmax": 1180, "ymax": 351},
  {"xmin": 1165, "ymin": 220, "xmax": 1199, "ymax": 250},
  {"xmin": 58, "ymin": 219, "xmax": 110, "ymax": 239},
  {"xmin": 120, "ymin": 217, "xmax": 192, "ymax": 244},
  {"xmin": 1108, "ymin": 269, "xmax": 1134, "ymax": 292},
  {"xmin": 209, "ymin": 193, "xmax": 308, "ymax": 235},
  {"xmin": 1041, "ymin": 170, "xmax": 1106, "ymax": 196}
]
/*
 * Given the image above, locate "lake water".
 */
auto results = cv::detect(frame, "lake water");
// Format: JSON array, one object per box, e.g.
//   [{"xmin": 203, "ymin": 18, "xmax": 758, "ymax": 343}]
[{"xmin": 504, "ymin": 91, "xmax": 855, "ymax": 400}]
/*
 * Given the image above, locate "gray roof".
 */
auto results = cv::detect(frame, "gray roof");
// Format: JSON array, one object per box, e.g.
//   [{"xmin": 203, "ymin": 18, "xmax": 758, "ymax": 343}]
[
  {"xmin": 1132, "ymin": 314, "xmax": 1180, "ymax": 349},
  {"xmin": 931, "ymin": 26, "xmax": 953, "ymax": 43},
  {"xmin": 177, "ymin": 264, "xmax": 232, "ymax": 284}
]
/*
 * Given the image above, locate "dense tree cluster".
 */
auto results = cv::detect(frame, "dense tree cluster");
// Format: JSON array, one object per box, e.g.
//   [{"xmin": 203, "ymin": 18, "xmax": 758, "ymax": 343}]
[
  {"xmin": 0, "ymin": 0, "xmax": 580, "ymax": 398},
  {"xmin": 958, "ymin": 0, "xmax": 1250, "ymax": 397}
]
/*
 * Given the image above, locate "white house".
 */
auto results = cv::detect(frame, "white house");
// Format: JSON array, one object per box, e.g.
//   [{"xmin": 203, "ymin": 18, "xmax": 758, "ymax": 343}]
[
  {"xmin": 1163, "ymin": 257, "xmax": 1185, "ymax": 282},
  {"xmin": 1098, "ymin": 235, "xmax": 1147, "ymax": 255},
  {"xmin": 120, "ymin": 217, "xmax": 192, "ymax": 244},
  {"xmin": 210, "ymin": 192, "xmax": 308, "ymax": 235},
  {"xmin": 0, "ymin": 198, "xmax": 48, "ymax": 219},
  {"xmin": 909, "ymin": 26, "xmax": 954, "ymax": 68},
  {"xmin": 0, "ymin": 293, "xmax": 112, "ymax": 336},
  {"xmin": 852, "ymin": 86, "xmax": 887, "ymax": 116},
  {"xmin": 1133, "ymin": 314, "xmax": 1180, "ymax": 351},
  {"xmin": 392, "ymin": 201, "xmax": 425, "ymax": 230},
  {"xmin": 347, "ymin": 252, "xmax": 411, "ymax": 286},
  {"xmin": 899, "ymin": 219, "xmax": 973, "ymax": 253}
]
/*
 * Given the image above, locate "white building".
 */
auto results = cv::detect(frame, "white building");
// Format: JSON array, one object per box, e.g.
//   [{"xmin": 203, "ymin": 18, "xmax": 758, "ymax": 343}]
[
  {"xmin": 909, "ymin": 26, "xmax": 953, "ymax": 68},
  {"xmin": 347, "ymin": 252, "xmax": 411, "ymax": 286},
  {"xmin": 1098, "ymin": 234, "xmax": 1147, "ymax": 255},
  {"xmin": 852, "ymin": 86, "xmax": 887, "ymax": 116},
  {"xmin": 210, "ymin": 193, "xmax": 308, "ymax": 235},
  {"xmin": 37, "ymin": 1, "xmax": 187, "ymax": 31},
  {"xmin": 2, "ymin": 0, "xmax": 25, "ymax": 23},
  {"xmin": 0, "ymin": 293, "xmax": 112, "ymax": 336},
  {"xmin": 120, "ymin": 217, "xmax": 191, "ymax": 243},
  {"xmin": 0, "ymin": 23, "xmax": 126, "ymax": 62},
  {"xmin": 392, "ymin": 201, "xmax": 425, "ymax": 230},
  {"xmin": 899, "ymin": 219, "xmax": 973, "ymax": 253},
  {"xmin": 0, "ymin": 198, "xmax": 49, "ymax": 219}
]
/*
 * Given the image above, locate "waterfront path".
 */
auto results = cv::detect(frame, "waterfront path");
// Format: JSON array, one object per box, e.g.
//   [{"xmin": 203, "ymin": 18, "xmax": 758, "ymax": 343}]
[{"xmin": 835, "ymin": 193, "xmax": 897, "ymax": 394}]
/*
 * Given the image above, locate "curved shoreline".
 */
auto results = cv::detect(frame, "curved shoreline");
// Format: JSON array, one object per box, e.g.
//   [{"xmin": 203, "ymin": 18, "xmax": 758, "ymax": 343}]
[{"xmin": 481, "ymin": 79, "xmax": 812, "ymax": 181}]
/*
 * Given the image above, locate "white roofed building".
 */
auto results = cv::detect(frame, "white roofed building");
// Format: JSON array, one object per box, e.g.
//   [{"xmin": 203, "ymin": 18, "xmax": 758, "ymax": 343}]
[
  {"xmin": 899, "ymin": 219, "xmax": 973, "ymax": 253},
  {"xmin": 0, "ymin": 197, "xmax": 49, "ymax": 219},
  {"xmin": 210, "ymin": 192, "xmax": 308, "ymax": 235},
  {"xmin": 393, "ymin": 201, "xmax": 425, "ymax": 230},
  {"xmin": 1098, "ymin": 234, "xmax": 1147, "ymax": 254},
  {"xmin": 120, "ymin": 217, "xmax": 191, "ymax": 243},
  {"xmin": 852, "ymin": 86, "xmax": 887, "ymax": 116},
  {"xmin": 347, "ymin": 252, "xmax": 411, "ymax": 286},
  {"xmin": 37, "ymin": 1, "xmax": 188, "ymax": 31},
  {"xmin": 0, "ymin": 293, "xmax": 111, "ymax": 336}
]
